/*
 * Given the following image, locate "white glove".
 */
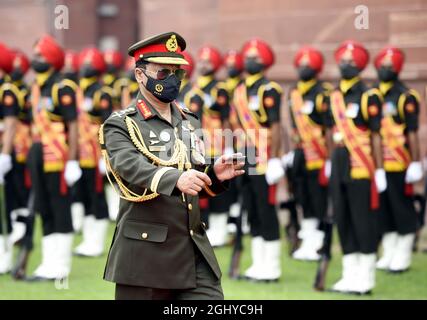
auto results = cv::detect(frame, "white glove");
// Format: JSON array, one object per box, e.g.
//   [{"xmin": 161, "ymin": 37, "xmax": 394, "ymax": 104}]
[
  {"xmin": 266, "ymin": 158, "xmax": 285, "ymax": 185},
  {"xmin": 405, "ymin": 161, "xmax": 423, "ymax": 184},
  {"xmin": 281, "ymin": 151, "xmax": 295, "ymax": 168},
  {"xmin": 224, "ymin": 147, "xmax": 234, "ymax": 157},
  {"xmin": 324, "ymin": 159, "xmax": 331, "ymax": 179},
  {"xmin": 64, "ymin": 160, "xmax": 82, "ymax": 187},
  {"xmin": 375, "ymin": 168, "xmax": 387, "ymax": 193},
  {"xmin": 0, "ymin": 153, "xmax": 12, "ymax": 184},
  {"xmin": 98, "ymin": 158, "xmax": 107, "ymax": 176}
]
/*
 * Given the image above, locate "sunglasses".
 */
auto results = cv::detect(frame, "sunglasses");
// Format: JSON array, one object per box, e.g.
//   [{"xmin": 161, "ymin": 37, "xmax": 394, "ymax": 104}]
[{"xmin": 142, "ymin": 68, "xmax": 186, "ymax": 81}]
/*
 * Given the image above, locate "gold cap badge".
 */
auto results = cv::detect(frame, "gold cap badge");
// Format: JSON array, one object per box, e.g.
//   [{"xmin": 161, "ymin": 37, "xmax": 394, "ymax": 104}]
[{"xmin": 166, "ymin": 34, "xmax": 178, "ymax": 52}]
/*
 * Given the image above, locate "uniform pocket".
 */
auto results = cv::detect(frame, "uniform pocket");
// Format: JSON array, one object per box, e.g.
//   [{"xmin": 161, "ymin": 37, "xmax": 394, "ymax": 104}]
[{"xmin": 123, "ymin": 220, "xmax": 168, "ymax": 243}]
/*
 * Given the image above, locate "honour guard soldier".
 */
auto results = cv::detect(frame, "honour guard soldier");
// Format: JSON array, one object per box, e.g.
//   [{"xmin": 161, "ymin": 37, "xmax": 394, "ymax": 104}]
[
  {"xmin": 329, "ymin": 40, "xmax": 386, "ymax": 294},
  {"xmin": 224, "ymin": 50, "xmax": 244, "ymax": 97},
  {"xmin": 0, "ymin": 43, "xmax": 17, "ymax": 274},
  {"xmin": 101, "ymin": 32, "xmax": 244, "ymax": 300},
  {"xmin": 27, "ymin": 35, "xmax": 81, "ymax": 281},
  {"xmin": 103, "ymin": 49, "xmax": 123, "ymax": 110},
  {"xmin": 193, "ymin": 46, "xmax": 233, "ymax": 247},
  {"xmin": 72, "ymin": 47, "xmax": 113, "ymax": 257},
  {"xmin": 286, "ymin": 46, "xmax": 332, "ymax": 261},
  {"xmin": 6, "ymin": 49, "xmax": 32, "ymax": 245},
  {"xmin": 374, "ymin": 46, "xmax": 423, "ymax": 272},
  {"xmin": 234, "ymin": 38, "xmax": 284, "ymax": 282},
  {"xmin": 177, "ymin": 51, "xmax": 195, "ymax": 105}
]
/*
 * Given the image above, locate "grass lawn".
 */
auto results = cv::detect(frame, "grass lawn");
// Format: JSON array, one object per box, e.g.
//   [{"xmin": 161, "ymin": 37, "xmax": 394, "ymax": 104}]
[{"xmin": 0, "ymin": 217, "xmax": 426, "ymax": 300}]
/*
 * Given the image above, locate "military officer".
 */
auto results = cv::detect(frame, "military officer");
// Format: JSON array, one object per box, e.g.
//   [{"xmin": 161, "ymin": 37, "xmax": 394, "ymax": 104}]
[
  {"xmin": 27, "ymin": 35, "xmax": 81, "ymax": 281},
  {"xmin": 72, "ymin": 47, "xmax": 113, "ymax": 257},
  {"xmin": 329, "ymin": 40, "xmax": 386, "ymax": 294},
  {"xmin": 101, "ymin": 32, "xmax": 244, "ymax": 300},
  {"xmin": 233, "ymin": 38, "xmax": 284, "ymax": 282},
  {"xmin": 193, "ymin": 45, "xmax": 233, "ymax": 247},
  {"xmin": 285, "ymin": 46, "xmax": 332, "ymax": 261},
  {"xmin": 374, "ymin": 46, "xmax": 423, "ymax": 272},
  {"xmin": 0, "ymin": 42, "xmax": 17, "ymax": 274}
]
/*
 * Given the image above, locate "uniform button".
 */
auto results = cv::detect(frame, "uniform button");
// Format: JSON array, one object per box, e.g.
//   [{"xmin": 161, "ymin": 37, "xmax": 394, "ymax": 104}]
[
  {"xmin": 190, "ymin": 230, "xmax": 194, "ymax": 236},
  {"xmin": 188, "ymin": 203, "xmax": 193, "ymax": 211},
  {"xmin": 141, "ymin": 232, "xmax": 148, "ymax": 239},
  {"xmin": 202, "ymin": 222, "xmax": 207, "ymax": 229},
  {"xmin": 174, "ymin": 127, "xmax": 179, "ymax": 134}
]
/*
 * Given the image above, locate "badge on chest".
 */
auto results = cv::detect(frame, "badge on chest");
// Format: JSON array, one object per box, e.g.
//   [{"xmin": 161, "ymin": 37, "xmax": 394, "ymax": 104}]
[
  {"xmin": 301, "ymin": 100, "xmax": 314, "ymax": 114},
  {"xmin": 345, "ymin": 103, "xmax": 359, "ymax": 119},
  {"xmin": 82, "ymin": 97, "xmax": 94, "ymax": 112},
  {"xmin": 383, "ymin": 101, "xmax": 397, "ymax": 116},
  {"xmin": 249, "ymin": 95, "xmax": 259, "ymax": 111},
  {"xmin": 38, "ymin": 97, "xmax": 54, "ymax": 112},
  {"xmin": 203, "ymin": 93, "xmax": 214, "ymax": 108}
]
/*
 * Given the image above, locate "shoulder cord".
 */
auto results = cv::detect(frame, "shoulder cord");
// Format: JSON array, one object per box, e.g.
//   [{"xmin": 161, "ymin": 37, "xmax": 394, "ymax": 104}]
[{"xmin": 99, "ymin": 116, "xmax": 191, "ymax": 202}]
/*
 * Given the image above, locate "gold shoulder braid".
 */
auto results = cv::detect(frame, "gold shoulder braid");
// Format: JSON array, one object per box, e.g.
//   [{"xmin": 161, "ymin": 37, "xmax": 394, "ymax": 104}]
[{"xmin": 99, "ymin": 116, "xmax": 191, "ymax": 202}]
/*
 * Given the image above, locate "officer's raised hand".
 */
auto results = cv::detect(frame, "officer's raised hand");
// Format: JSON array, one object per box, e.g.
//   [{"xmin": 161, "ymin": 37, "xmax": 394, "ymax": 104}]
[{"xmin": 213, "ymin": 153, "xmax": 245, "ymax": 181}]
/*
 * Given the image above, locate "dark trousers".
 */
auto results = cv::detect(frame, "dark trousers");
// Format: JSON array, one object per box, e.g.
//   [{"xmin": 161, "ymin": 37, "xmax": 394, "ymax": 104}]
[
  {"xmin": 72, "ymin": 168, "xmax": 109, "ymax": 220},
  {"xmin": 295, "ymin": 169, "xmax": 328, "ymax": 221},
  {"xmin": 331, "ymin": 147, "xmax": 378, "ymax": 254},
  {"xmin": 379, "ymin": 171, "xmax": 417, "ymax": 235},
  {"xmin": 28, "ymin": 143, "xmax": 73, "ymax": 236},
  {"xmin": 244, "ymin": 173, "xmax": 280, "ymax": 241},
  {"xmin": 115, "ymin": 250, "xmax": 224, "ymax": 300}
]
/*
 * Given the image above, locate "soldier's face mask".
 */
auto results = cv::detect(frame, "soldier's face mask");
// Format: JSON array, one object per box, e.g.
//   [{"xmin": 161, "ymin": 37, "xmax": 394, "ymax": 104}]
[
  {"xmin": 10, "ymin": 68, "xmax": 24, "ymax": 82},
  {"xmin": 106, "ymin": 64, "xmax": 117, "ymax": 74},
  {"xmin": 339, "ymin": 62, "xmax": 360, "ymax": 80},
  {"xmin": 377, "ymin": 66, "xmax": 398, "ymax": 82},
  {"xmin": 245, "ymin": 58, "xmax": 264, "ymax": 75},
  {"xmin": 31, "ymin": 60, "xmax": 50, "ymax": 73},
  {"xmin": 298, "ymin": 66, "xmax": 317, "ymax": 81},
  {"xmin": 80, "ymin": 66, "xmax": 99, "ymax": 78},
  {"xmin": 142, "ymin": 68, "xmax": 181, "ymax": 103},
  {"xmin": 227, "ymin": 67, "xmax": 241, "ymax": 78}
]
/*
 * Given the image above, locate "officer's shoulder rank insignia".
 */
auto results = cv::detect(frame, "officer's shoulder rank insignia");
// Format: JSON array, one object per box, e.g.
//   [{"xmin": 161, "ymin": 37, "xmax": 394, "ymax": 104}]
[
  {"xmin": 166, "ymin": 34, "xmax": 178, "ymax": 52},
  {"xmin": 111, "ymin": 107, "xmax": 136, "ymax": 118}
]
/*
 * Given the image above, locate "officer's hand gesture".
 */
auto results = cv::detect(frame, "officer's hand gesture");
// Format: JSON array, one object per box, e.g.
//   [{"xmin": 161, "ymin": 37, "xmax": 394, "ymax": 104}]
[
  {"xmin": 213, "ymin": 153, "xmax": 245, "ymax": 182},
  {"xmin": 176, "ymin": 169, "xmax": 212, "ymax": 196}
]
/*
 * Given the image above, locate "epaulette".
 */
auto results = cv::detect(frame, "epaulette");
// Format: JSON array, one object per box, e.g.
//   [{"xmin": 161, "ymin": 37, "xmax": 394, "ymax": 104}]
[
  {"xmin": 215, "ymin": 81, "xmax": 228, "ymax": 91},
  {"xmin": 177, "ymin": 102, "xmax": 199, "ymax": 120},
  {"xmin": 0, "ymin": 82, "xmax": 25, "ymax": 107},
  {"xmin": 361, "ymin": 88, "xmax": 383, "ymax": 121},
  {"xmin": 113, "ymin": 78, "xmax": 129, "ymax": 93},
  {"xmin": 100, "ymin": 85, "xmax": 115, "ymax": 97},
  {"xmin": 110, "ymin": 106, "xmax": 137, "ymax": 118},
  {"xmin": 364, "ymin": 88, "xmax": 383, "ymax": 101},
  {"xmin": 59, "ymin": 79, "xmax": 79, "ymax": 92},
  {"xmin": 263, "ymin": 81, "xmax": 283, "ymax": 94}
]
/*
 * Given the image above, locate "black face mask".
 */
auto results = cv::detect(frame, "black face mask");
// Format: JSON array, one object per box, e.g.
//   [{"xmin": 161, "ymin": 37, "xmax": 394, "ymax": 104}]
[
  {"xmin": 64, "ymin": 72, "xmax": 78, "ymax": 82},
  {"xmin": 31, "ymin": 60, "xmax": 50, "ymax": 73},
  {"xmin": 245, "ymin": 59, "xmax": 264, "ymax": 75},
  {"xmin": 79, "ymin": 66, "xmax": 98, "ymax": 78},
  {"xmin": 143, "ymin": 72, "xmax": 181, "ymax": 103},
  {"xmin": 377, "ymin": 66, "xmax": 398, "ymax": 82},
  {"xmin": 106, "ymin": 65, "xmax": 117, "ymax": 74},
  {"xmin": 227, "ymin": 67, "xmax": 241, "ymax": 78},
  {"xmin": 10, "ymin": 69, "xmax": 24, "ymax": 82},
  {"xmin": 127, "ymin": 71, "xmax": 136, "ymax": 82},
  {"xmin": 339, "ymin": 63, "xmax": 360, "ymax": 80},
  {"xmin": 298, "ymin": 66, "xmax": 317, "ymax": 81}
]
